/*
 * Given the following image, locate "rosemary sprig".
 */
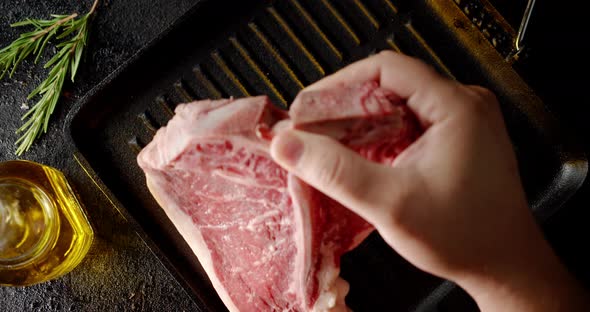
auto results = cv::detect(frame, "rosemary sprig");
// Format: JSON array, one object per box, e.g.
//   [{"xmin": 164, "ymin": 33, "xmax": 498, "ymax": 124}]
[
  {"xmin": 0, "ymin": 14, "xmax": 77, "ymax": 80},
  {"xmin": 0, "ymin": 0, "xmax": 99, "ymax": 156}
]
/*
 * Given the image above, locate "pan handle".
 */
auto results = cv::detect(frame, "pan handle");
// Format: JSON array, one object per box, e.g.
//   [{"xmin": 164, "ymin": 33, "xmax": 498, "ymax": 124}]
[{"xmin": 510, "ymin": 0, "xmax": 537, "ymax": 60}]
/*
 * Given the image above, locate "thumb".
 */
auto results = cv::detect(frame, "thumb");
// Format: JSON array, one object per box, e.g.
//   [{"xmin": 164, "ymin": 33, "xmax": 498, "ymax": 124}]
[{"xmin": 270, "ymin": 129, "xmax": 408, "ymax": 224}]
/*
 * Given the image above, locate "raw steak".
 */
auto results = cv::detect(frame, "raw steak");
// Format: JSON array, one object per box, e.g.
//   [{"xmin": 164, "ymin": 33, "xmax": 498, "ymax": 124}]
[{"xmin": 137, "ymin": 81, "xmax": 421, "ymax": 312}]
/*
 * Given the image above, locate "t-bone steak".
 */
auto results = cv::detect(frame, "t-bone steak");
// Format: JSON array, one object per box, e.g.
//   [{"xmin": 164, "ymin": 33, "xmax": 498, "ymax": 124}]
[{"xmin": 137, "ymin": 81, "xmax": 421, "ymax": 311}]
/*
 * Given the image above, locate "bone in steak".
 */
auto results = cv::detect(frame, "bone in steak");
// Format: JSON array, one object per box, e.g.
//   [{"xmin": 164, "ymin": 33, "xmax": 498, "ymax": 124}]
[{"xmin": 137, "ymin": 81, "xmax": 421, "ymax": 312}]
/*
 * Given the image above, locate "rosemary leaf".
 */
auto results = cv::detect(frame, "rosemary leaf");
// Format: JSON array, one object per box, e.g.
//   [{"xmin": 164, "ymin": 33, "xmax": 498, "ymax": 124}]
[{"xmin": 0, "ymin": 0, "xmax": 99, "ymax": 155}]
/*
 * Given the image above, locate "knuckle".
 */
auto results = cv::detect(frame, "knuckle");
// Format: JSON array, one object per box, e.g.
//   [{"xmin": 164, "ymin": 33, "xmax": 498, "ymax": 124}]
[
  {"xmin": 376, "ymin": 50, "xmax": 397, "ymax": 60},
  {"xmin": 471, "ymin": 86, "xmax": 497, "ymax": 100},
  {"xmin": 479, "ymin": 88, "xmax": 496, "ymax": 100},
  {"xmin": 466, "ymin": 85, "xmax": 498, "ymax": 104},
  {"xmin": 459, "ymin": 86, "xmax": 498, "ymax": 118},
  {"xmin": 375, "ymin": 50, "xmax": 440, "ymax": 81}
]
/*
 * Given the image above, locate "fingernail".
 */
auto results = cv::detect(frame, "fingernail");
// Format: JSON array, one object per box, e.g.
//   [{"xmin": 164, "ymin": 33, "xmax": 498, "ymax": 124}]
[{"xmin": 272, "ymin": 131, "xmax": 303, "ymax": 167}]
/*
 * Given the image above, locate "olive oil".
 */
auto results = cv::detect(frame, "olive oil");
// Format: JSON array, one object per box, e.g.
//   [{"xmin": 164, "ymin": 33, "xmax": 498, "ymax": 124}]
[{"xmin": 0, "ymin": 160, "xmax": 93, "ymax": 286}]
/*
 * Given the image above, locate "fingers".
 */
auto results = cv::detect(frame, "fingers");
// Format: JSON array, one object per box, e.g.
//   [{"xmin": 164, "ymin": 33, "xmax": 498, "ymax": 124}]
[
  {"xmin": 270, "ymin": 129, "xmax": 409, "ymax": 224},
  {"xmin": 305, "ymin": 51, "xmax": 438, "ymax": 97},
  {"xmin": 302, "ymin": 51, "xmax": 465, "ymax": 125}
]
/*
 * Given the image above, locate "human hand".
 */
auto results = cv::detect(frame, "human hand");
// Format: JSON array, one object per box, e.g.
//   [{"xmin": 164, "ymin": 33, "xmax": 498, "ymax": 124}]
[{"xmin": 270, "ymin": 51, "xmax": 587, "ymax": 311}]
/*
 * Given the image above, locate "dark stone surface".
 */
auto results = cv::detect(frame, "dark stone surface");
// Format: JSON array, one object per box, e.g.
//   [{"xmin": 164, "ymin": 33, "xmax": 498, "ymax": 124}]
[{"xmin": 0, "ymin": 1, "xmax": 201, "ymax": 311}]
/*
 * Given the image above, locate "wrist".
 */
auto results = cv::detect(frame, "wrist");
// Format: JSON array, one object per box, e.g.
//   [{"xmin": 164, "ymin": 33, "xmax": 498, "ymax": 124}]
[{"xmin": 455, "ymin": 235, "xmax": 588, "ymax": 312}]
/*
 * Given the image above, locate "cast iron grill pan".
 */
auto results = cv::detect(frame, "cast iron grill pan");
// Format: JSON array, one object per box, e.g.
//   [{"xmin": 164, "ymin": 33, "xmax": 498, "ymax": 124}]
[{"xmin": 66, "ymin": 0, "xmax": 587, "ymax": 311}]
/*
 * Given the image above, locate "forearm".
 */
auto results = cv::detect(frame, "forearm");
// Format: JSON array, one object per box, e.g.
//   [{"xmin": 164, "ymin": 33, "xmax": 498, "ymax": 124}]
[{"xmin": 457, "ymin": 235, "xmax": 588, "ymax": 312}]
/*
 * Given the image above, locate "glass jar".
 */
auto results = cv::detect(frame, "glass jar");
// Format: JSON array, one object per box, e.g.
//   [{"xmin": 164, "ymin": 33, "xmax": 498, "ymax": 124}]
[{"xmin": 0, "ymin": 160, "xmax": 93, "ymax": 286}]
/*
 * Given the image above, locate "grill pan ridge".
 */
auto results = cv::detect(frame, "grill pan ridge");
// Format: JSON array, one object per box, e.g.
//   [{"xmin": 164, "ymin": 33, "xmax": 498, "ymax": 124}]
[{"xmin": 65, "ymin": 0, "xmax": 587, "ymax": 311}]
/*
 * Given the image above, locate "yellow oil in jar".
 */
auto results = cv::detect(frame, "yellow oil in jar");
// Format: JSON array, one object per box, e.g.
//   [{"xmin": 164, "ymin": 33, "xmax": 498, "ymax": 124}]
[{"xmin": 0, "ymin": 160, "xmax": 93, "ymax": 286}]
